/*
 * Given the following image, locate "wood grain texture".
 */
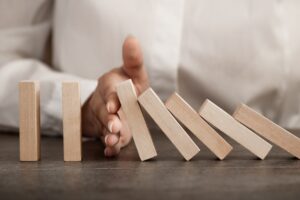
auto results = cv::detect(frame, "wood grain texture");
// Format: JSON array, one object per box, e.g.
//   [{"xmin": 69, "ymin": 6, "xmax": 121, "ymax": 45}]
[
  {"xmin": 2, "ymin": 132, "xmax": 300, "ymax": 200},
  {"xmin": 116, "ymin": 80, "xmax": 157, "ymax": 161},
  {"xmin": 138, "ymin": 88, "xmax": 200, "ymax": 161},
  {"xmin": 233, "ymin": 104, "xmax": 300, "ymax": 159},
  {"xmin": 19, "ymin": 81, "xmax": 41, "ymax": 161},
  {"xmin": 62, "ymin": 82, "xmax": 82, "ymax": 161},
  {"xmin": 165, "ymin": 93, "xmax": 232, "ymax": 160},
  {"xmin": 199, "ymin": 99, "xmax": 272, "ymax": 159}
]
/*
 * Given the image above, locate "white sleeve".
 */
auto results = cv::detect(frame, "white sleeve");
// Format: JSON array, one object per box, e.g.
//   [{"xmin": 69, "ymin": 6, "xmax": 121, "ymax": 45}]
[{"xmin": 0, "ymin": 0, "xmax": 97, "ymax": 135}]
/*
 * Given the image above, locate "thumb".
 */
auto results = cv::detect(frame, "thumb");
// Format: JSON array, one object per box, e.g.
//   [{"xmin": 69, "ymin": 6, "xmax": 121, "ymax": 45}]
[{"xmin": 122, "ymin": 36, "xmax": 147, "ymax": 81}]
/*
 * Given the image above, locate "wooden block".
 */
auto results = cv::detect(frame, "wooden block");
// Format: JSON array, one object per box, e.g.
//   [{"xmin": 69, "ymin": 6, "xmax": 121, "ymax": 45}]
[
  {"xmin": 199, "ymin": 99, "xmax": 272, "ymax": 159},
  {"xmin": 62, "ymin": 81, "xmax": 82, "ymax": 161},
  {"xmin": 233, "ymin": 104, "xmax": 300, "ymax": 159},
  {"xmin": 19, "ymin": 81, "xmax": 41, "ymax": 161},
  {"xmin": 116, "ymin": 80, "xmax": 157, "ymax": 161},
  {"xmin": 165, "ymin": 93, "xmax": 233, "ymax": 160},
  {"xmin": 138, "ymin": 88, "xmax": 200, "ymax": 161}
]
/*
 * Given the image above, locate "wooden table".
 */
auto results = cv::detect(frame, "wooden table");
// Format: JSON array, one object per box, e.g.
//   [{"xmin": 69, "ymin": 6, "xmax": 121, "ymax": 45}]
[{"xmin": 0, "ymin": 128, "xmax": 300, "ymax": 200}]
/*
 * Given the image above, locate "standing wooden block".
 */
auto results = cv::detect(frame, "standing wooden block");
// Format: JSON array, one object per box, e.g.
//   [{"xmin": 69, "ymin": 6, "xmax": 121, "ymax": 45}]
[
  {"xmin": 116, "ymin": 80, "xmax": 157, "ymax": 161},
  {"xmin": 138, "ymin": 88, "xmax": 200, "ymax": 161},
  {"xmin": 233, "ymin": 104, "xmax": 300, "ymax": 159},
  {"xmin": 199, "ymin": 99, "xmax": 272, "ymax": 159},
  {"xmin": 62, "ymin": 81, "xmax": 82, "ymax": 161},
  {"xmin": 19, "ymin": 81, "xmax": 41, "ymax": 161},
  {"xmin": 165, "ymin": 93, "xmax": 233, "ymax": 160}
]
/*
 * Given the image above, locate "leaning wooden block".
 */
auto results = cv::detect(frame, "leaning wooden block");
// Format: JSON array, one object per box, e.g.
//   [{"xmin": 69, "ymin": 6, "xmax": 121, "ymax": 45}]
[
  {"xmin": 233, "ymin": 104, "xmax": 300, "ymax": 159},
  {"xmin": 165, "ymin": 93, "xmax": 233, "ymax": 160},
  {"xmin": 116, "ymin": 80, "xmax": 157, "ymax": 161},
  {"xmin": 62, "ymin": 81, "xmax": 82, "ymax": 161},
  {"xmin": 19, "ymin": 81, "xmax": 41, "ymax": 161},
  {"xmin": 199, "ymin": 99, "xmax": 272, "ymax": 159},
  {"xmin": 138, "ymin": 88, "xmax": 200, "ymax": 161}
]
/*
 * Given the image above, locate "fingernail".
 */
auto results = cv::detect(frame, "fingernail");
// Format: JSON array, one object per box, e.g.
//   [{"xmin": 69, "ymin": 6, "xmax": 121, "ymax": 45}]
[
  {"xmin": 106, "ymin": 102, "xmax": 111, "ymax": 113},
  {"xmin": 108, "ymin": 121, "xmax": 113, "ymax": 133},
  {"xmin": 110, "ymin": 135, "xmax": 119, "ymax": 146},
  {"xmin": 104, "ymin": 135, "xmax": 109, "ymax": 144}
]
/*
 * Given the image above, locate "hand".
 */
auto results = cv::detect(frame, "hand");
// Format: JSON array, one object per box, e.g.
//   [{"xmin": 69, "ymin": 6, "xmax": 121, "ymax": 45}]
[{"xmin": 81, "ymin": 36, "xmax": 149, "ymax": 157}]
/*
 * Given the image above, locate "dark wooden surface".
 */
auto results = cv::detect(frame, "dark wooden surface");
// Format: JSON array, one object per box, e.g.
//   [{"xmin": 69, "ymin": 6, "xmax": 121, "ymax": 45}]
[{"xmin": 0, "ymin": 128, "xmax": 300, "ymax": 200}]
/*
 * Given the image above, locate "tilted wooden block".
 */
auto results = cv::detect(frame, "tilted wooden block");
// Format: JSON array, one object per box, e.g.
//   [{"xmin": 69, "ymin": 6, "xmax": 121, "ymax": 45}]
[
  {"xmin": 116, "ymin": 80, "xmax": 157, "ymax": 161},
  {"xmin": 199, "ymin": 99, "xmax": 272, "ymax": 159},
  {"xmin": 233, "ymin": 104, "xmax": 300, "ymax": 159},
  {"xmin": 19, "ymin": 81, "xmax": 41, "ymax": 161},
  {"xmin": 138, "ymin": 88, "xmax": 200, "ymax": 161},
  {"xmin": 62, "ymin": 81, "xmax": 82, "ymax": 161},
  {"xmin": 165, "ymin": 93, "xmax": 233, "ymax": 160}
]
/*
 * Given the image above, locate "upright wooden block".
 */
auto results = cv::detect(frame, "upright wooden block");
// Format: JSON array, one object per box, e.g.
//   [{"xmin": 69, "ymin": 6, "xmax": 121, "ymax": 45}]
[
  {"xmin": 138, "ymin": 88, "xmax": 200, "ymax": 161},
  {"xmin": 62, "ymin": 81, "xmax": 82, "ymax": 161},
  {"xmin": 233, "ymin": 104, "xmax": 300, "ymax": 159},
  {"xmin": 116, "ymin": 80, "xmax": 157, "ymax": 161},
  {"xmin": 199, "ymin": 99, "xmax": 272, "ymax": 159},
  {"xmin": 19, "ymin": 81, "xmax": 41, "ymax": 161},
  {"xmin": 165, "ymin": 93, "xmax": 233, "ymax": 160}
]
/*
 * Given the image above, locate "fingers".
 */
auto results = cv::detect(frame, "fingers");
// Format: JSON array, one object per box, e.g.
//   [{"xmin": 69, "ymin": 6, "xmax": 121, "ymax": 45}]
[
  {"xmin": 102, "ymin": 127, "xmax": 121, "ymax": 157},
  {"xmin": 94, "ymin": 75, "xmax": 123, "ymax": 156},
  {"xmin": 122, "ymin": 36, "xmax": 148, "ymax": 82},
  {"xmin": 105, "ymin": 92, "xmax": 120, "ymax": 114},
  {"xmin": 104, "ymin": 144, "xmax": 121, "ymax": 157},
  {"xmin": 91, "ymin": 38, "xmax": 147, "ymax": 157},
  {"xmin": 99, "ymin": 99, "xmax": 122, "ymax": 135},
  {"xmin": 91, "ymin": 90, "xmax": 122, "ymax": 135},
  {"xmin": 98, "ymin": 74, "xmax": 122, "ymax": 114},
  {"xmin": 103, "ymin": 109, "xmax": 133, "ymax": 157},
  {"xmin": 118, "ymin": 108, "xmax": 132, "ymax": 146},
  {"xmin": 101, "ymin": 127, "xmax": 118, "ymax": 146},
  {"xmin": 103, "ymin": 134, "xmax": 131, "ymax": 157},
  {"xmin": 103, "ymin": 134, "xmax": 129, "ymax": 157},
  {"xmin": 101, "ymin": 112, "xmax": 122, "ymax": 135}
]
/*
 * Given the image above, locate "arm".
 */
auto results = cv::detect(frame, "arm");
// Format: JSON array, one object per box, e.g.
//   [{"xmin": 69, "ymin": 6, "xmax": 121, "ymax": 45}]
[
  {"xmin": 0, "ymin": 1, "xmax": 149, "ymax": 157},
  {"xmin": 0, "ymin": 0, "xmax": 96, "ymax": 135}
]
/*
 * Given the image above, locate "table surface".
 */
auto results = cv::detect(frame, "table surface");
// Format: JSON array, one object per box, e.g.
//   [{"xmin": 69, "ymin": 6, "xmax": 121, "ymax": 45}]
[{"xmin": 0, "ymin": 128, "xmax": 300, "ymax": 200}]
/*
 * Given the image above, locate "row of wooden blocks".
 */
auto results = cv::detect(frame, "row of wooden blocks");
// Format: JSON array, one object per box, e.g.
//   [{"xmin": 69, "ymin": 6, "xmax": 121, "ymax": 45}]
[
  {"xmin": 19, "ymin": 80, "xmax": 300, "ymax": 162},
  {"xmin": 19, "ymin": 81, "xmax": 81, "ymax": 161}
]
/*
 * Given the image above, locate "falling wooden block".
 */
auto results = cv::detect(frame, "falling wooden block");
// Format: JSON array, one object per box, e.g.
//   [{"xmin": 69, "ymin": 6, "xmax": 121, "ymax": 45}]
[
  {"xmin": 165, "ymin": 93, "xmax": 233, "ymax": 160},
  {"xmin": 199, "ymin": 99, "xmax": 272, "ymax": 159},
  {"xmin": 116, "ymin": 80, "xmax": 157, "ymax": 161},
  {"xmin": 138, "ymin": 88, "xmax": 200, "ymax": 161},
  {"xmin": 62, "ymin": 81, "xmax": 82, "ymax": 161},
  {"xmin": 233, "ymin": 104, "xmax": 300, "ymax": 159},
  {"xmin": 19, "ymin": 81, "xmax": 41, "ymax": 161}
]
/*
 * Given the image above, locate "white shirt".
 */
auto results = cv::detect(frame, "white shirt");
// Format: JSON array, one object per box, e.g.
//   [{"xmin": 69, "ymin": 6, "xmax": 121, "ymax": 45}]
[{"xmin": 0, "ymin": 0, "xmax": 300, "ymax": 135}]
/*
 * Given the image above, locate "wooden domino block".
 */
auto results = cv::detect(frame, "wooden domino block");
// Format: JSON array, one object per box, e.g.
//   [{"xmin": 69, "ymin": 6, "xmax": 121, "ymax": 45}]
[
  {"xmin": 19, "ymin": 81, "xmax": 41, "ymax": 161},
  {"xmin": 199, "ymin": 99, "xmax": 272, "ymax": 159},
  {"xmin": 116, "ymin": 80, "xmax": 157, "ymax": 161},
  {"xmin": 165, "ymin": 93, "xmax": 233, "ymax": 160},
  {"xmin": 62, "ymin": 81, "xmax": 82, "ymax": 161},
  {"xmin": 138, "ymin": 88, "xmax": 200, "ymax": 161},
  {"xmin": 233, "ymin": 104, "xmax": 300, "ymax": 159}
]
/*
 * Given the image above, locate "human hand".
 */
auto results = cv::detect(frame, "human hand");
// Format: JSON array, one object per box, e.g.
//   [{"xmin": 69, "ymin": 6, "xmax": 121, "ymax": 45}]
[{"xmin": 81, "ymin": 36, "xmax": 149, "ymax": 157}]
